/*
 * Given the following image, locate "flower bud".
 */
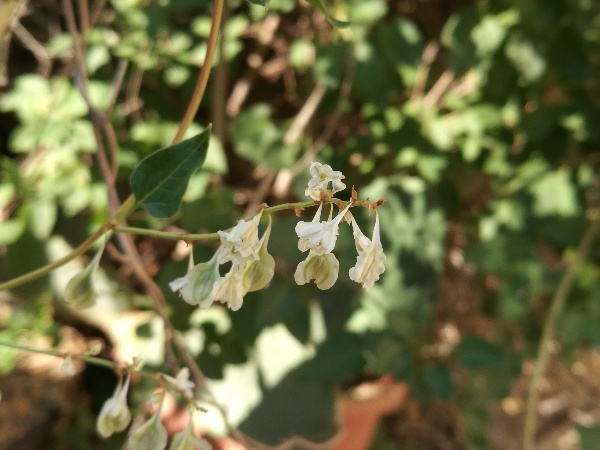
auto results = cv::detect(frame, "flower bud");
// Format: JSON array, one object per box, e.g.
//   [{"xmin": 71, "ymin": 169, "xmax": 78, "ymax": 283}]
[
  {"xmin": 126, "ymin": 407, "xmax": 167, "ymax": 450},
  {"xmin": 169, "ymin": 420, "xmax": 212, "ymax": 450},
  {"xmin": 170, "ymin": 254, "xmax": 220, "ymax": 309},
  {"xmin": 63, "ymin": 244, "xmax": 105, "ymax": 309},
  {"xmin": 349, "ymin": 211, "xmax": 386, "ymax": 291},
  {"xmin": 97, "ymin": 375, "xmax": 131, "ymax": 438},
  {"xmin": 241, "ymin": 217, "xmax": 275, "ymax": 292}
]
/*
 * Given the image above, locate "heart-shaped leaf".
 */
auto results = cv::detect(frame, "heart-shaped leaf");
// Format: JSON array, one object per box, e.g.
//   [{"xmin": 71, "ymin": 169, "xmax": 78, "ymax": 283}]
[{"xmin": 130, "ymin": 128, "xmax": 211, "ymax": 218}]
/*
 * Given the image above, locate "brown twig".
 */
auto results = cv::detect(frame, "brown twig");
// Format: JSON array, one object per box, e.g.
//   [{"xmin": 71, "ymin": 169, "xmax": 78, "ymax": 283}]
[
  {"xmin": 522, "ymin": 215, "xmax": 600, "ymax": 450},
  {"xmin": 423, "ymin": 69, "xmax": 454, "ymax": 107},
  {"xmin": 283, "ymin": 84, "xmax": 327, "ymax": 146},
  {"xmin": 410, "ymin": 41, "xmax": 439, "ymax": 101},
  {"xmin": 11, "ymin": 21, "xmax": 52, "ymax": 76}
]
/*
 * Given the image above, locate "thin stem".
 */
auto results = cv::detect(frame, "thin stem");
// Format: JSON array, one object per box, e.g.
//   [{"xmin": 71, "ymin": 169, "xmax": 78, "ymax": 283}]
[
  {"xmin": 0, "ymin": 340, "xmax": 120, "ymax": 372},
  {"xmin": 111, "ymin": 0, "xmax": 225, "ymax": 226},
  {"xmin": 171, "ymin": 0, "xmax": 224, "ymax": 144},
  {"xmin": 115, "ymin": 226, "xmax": 219, "ymax": 241},
  {"xmin": 522, "ymin": 217, "xmax": 600, "ymax": 450}
]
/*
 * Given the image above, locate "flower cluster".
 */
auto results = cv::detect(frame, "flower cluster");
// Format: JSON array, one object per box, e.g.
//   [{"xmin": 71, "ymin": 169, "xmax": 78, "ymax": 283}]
[
  {"xmin": 304, "ymin": 162, "xmax": 346, "ymax": 200},
  {"xmin": 170, "ymin": 213, "xmax": 274, "ymax": 311},
  {"xmin": 97, "ymin": 367, "xmax": 211, "ymax": 450},
  {"xmin": 170, "ymin": 161, "xmax": 385, "ymax": 311},
  {"xmin": 295, "ymin": 162, "xmax": 385, "ymax": 291},
  {"xmin": 97, "ymin": 374, "xmax": 132, "ymax": 438}
]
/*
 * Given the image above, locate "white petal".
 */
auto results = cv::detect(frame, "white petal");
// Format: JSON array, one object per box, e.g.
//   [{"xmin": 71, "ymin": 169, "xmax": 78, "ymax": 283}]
[
  {"xmin": 212, "ymin": 267, "xmax": 247, "ymax": 311},
  {"xmin": 169, "ymin": 275, "xmax": 188, "ymax": 293},
  {"xmin": 294, "ymin": 252, "xmax": 339, "ymax": 290},
  {"xmin": 349, "ymin": 211, "xmax": 385, "ymax": 291}
]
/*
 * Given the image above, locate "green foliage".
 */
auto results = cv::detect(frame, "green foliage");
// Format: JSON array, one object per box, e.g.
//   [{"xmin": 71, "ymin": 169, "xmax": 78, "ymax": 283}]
[
  {"xmin": 578, "ymin": 425, "xmax": 600, "ymax": 450},
  {"xmin": 3, "ymin": 0, "xmax": 600, "ymax": 447},
  {"xmin": 130, "ymin": 129, "xmax": 211, "ymax": 218}
]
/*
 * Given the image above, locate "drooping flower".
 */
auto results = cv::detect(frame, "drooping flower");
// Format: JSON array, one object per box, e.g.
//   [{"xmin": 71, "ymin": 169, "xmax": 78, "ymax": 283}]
[
  {"xmin": 217, "ymin": 212, "xmax": 262, "ymax": 264},
  {"xmin": 164, "ymin": 367, "xmax": 195, "ymax": 400},
  {"xmin": 63, "ymin": 243, "xmax": 105, "ymax": 309},
  {"xmin": 169, "ymin": 254, "xmax": 220, "ymax": 309},
  {"xmin": 295, "ymin": 202, "xmax": 352, "ymax": 255},
  {"xmin": 349, "ymin": 211, "xmax": 386, "ymax": 291},
  {"xmin": 294, "ymin": 251, "xmax": 339, "ymax": 290},
  {"xmin": 126, "ymin": 400, "xmax": 168, "ymax": 450},
  {"xmin": 211, "ymin": 265, "xmax": 247, "ymax": 311},
  {"xmin": 240, "ymin": 216, "xmax": 275, "ymax": 292},
  {"xmin": 169, "ymin": 419, "xmax": 212, "ymax": 450},
  {"xmin": 305, "ymin": 162, "xmax": 346, "ymax": 200},
  {"xmin": 97, "ymin": 375, "xmax": 131, "ymax": 438}
]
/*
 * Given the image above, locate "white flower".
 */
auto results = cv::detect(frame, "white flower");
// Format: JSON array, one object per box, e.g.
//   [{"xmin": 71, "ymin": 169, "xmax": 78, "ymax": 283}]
[
  {"xmin": 169, "ymin": 254, "xmax": 220, "ymax": 309},
  {"xmin": 295, "ymin": 202, "xmax": 352, "ymax": 255},
  {"xmin": 211, "ymin": 265, "xmax": 247, "ymax": 311},
  {"xmin": 217, "ymin": 212, "xmax": 262, "ymax": 264},
  {"xmin": 240, "ymin": 217, "xmax": 275, "ymax": 292},
  {"xmin": 295, "ymin": 251, "xmax": 339, "ymax": 290},
  {"xmin": 169, "ymin": 420, "xmax": 212, "ymax": 450},
  {"xmin": 305, "ymin": 162, "xmax": 346, "ymax": 200},
  {"xmin": 164, "ymin": 367, "xmax": 195, "ymax": 400},
  {"xmin": 126, "ymin": 406, "xmax": 167, "ymax": 450},
  {"xmin": 97, "ymin": 375, "xmax": 131, "ymax": 438},
  {"xmin": 349, "ymin": 211, "xmax": 386, "ymax": 291}
]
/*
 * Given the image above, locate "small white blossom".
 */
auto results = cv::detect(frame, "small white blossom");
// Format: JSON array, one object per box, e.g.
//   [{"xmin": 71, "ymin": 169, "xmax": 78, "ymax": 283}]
[
  {"xmin": 63, "ymin": 243, "xmax": 105, "ymax": 309},
  {"xmin": 295, "ymin": 202, "xmax": 352, "ymax": 255},
  {"xmin": 164, "ymin": 367, "xmax": 195, "ymax": 400},
  {"xmin": 169, "ymin": 254, "xmax": 220, "ymax": 309},
  {"xmin": 211, "ymin": 265, "xmax": 247, "ymax": 311},
  {"xmin": 97, "ymin": 375, "xmax": 131, "ymax": 438},
  {"xmin": 217, "ymin": 212, "xmax": 262, "ymax": 264},
  {"xmin": 295, "ymin": 251, "xmax": 339, "ymax": 290},
  {"xmin": 305, "ymin": 162, "xmax": 346, "ymax": 200},
  {"xmin": 240, "ymin": 217, "xmax": 275, "ymax": 292},
  {"xmin": 349, "ymin": 211, "xmax": 386, "ymax": 291}
]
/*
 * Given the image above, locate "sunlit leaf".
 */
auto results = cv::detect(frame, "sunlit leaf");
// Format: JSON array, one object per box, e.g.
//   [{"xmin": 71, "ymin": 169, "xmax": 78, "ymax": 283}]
[{"xmin": 130, "ymin": 128, "xmax": 211, "ymax": 218}]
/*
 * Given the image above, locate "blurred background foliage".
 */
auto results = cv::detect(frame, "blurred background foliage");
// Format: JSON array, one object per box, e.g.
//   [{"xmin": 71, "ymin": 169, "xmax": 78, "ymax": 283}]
[{"xmin": 2, "ymin": 0, "xmax": 600, "ymax": 448}]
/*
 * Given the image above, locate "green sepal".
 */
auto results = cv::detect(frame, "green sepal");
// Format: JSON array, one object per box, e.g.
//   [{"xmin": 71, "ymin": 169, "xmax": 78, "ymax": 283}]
[{"xmin": 130, "ymin": 127, "xmax": 211, "ymax": 218}]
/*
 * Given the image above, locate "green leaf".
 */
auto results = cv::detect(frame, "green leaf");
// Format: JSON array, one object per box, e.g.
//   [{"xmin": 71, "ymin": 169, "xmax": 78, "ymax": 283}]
[
  {"xmin": 578, "ymin": 425, "xmax": 600, "ymax": 450},
  {"xmin": 26, "ymin": 198, "xmax": 57, "ymax": 240},
  {"xmin": 304, "ymin": 0, "xmax": 350, "ymax": 28},
  {"xmin": 130, "ymin": 128, "xmax": 211, "ymax": 218},
  {"xmin": 0, "ymin": 219, "xmax": 25, "ymax": 245},
  {"xmin": 528, "ymin": 170, "xmax": 579, "ymax": 217}
]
